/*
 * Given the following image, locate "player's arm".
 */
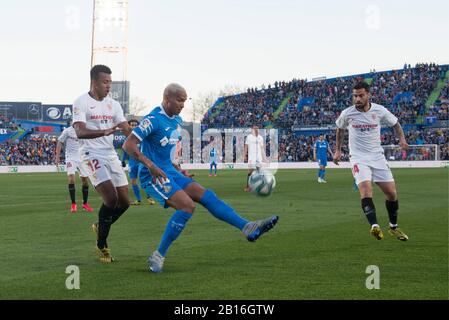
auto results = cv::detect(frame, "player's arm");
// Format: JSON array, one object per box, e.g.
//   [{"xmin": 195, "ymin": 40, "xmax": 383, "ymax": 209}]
[
  {"xmin": 244, "ymin": 143, "xmax": 248, "ymax": 163},
  {"xmin": 392, "ymin": 122, "xmax": 409, "ymax": 150},
  {"xmin": 122, "ymin": 133, "xmax": 167, "ymax": 184},
  {"xmin": 55, "ymin": 141, "xmax": 63, "ymax": 165},
  {"xmin": 117, "ymin": 121, "xmax": 132, "ymax": 137},
  {"xmin": 121, "ymin": 149, "xmax": 129, "ymax": 167},
  {"xmin": 313, "ymin": 143, "xmax": 317, "ymax": 161},
  {"xmin": 73, "ymin": 122, "xmax": 119, "ymax": 139},
  {"xmin": 333, "ymin": 128, "xmax": 345, "ymax": 165},
  {"xmin": 260, "ymin": 141, "xmax": 267, "ymax": 162},
  {"xmin": 172, "ymin": 162, "xmax": 194, "ymax": 178}
]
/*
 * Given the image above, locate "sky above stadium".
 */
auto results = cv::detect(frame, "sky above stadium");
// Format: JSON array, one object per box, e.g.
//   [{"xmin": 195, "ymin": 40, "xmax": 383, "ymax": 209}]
[{"xmin": 0, "ymin": 0, "xmax": 448, "ymax": 121}]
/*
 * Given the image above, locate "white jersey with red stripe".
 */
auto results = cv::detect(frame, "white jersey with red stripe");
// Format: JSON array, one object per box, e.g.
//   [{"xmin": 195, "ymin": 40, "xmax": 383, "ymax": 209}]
[
  {"xmin": 335, "ymin": 103, "xmax": 398, "ymax": 166},
  {"xmin": 57, "ymin": 126, "xmax": 80, "ymax": 161},
  {"xmin": 72, "ymin": 93, "xmax": 126, "ymax": 156}
]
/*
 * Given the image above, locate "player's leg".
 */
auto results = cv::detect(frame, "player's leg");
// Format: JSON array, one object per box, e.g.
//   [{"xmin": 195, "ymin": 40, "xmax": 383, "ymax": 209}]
[
  {"xmin": 82, "ymin": 156, "xmax": 120, "ymax": 262},
  {"xmin": 67, "ymin": 172, "xmax": 77, "ymax": 212},
  {"xmin": 128, "ymin": 165, "xmax": 142, "ymax": 205},
  {"xmin": 213, "ymin": 163, "xmax": 217, "ymax": 176},
  {"xmin": 139, "ymin": 173, "xmax": 193, "ymax": 272},
  {"xmin": 66, "ymin": 161, "xmax": 77, "ymax": 212},
  {"xmin": 321, "ymin": 165, "xmax": 326, "ymax": 182},
  {"xmin": 130, "ymin": 178, "xmax": 142, "ymax": 205},
  {"xmin": 321, "ymin": 157, "xmax": 328, "ymax": 182},
  {"xmin": 317, "ymin": 159, "xmax": 323, "ymax": 183},
  {"xmin": 375, "ymin": 172, "xmax": 408, "ymax": 241},
  {"xmin": 209, "ymin": 162, "xmax": 213, "ymax": 176},
  {"xmin": 109, "ymin": 157, "xmax": 131, "ymax": 225},
  {"xmin": 353, "ymin": 163, "xmax": 383, "ymax": 240},
  {"xmin": 110, "ymin": 185, "xmax": 130, "ymax": 225},
  {"xmin": 94, "ymin": 180, "xmax": 119, "ymax": 262},
  {"xmin": 184, "ymin": 180, "xmax": 278, "ymax": 242},
  {"xmin": 78, "ymin": 161, "xmax": 93, "ymax": 212},
  {"xmin": 157, "ymin": 190, "xmax": 194, "ymax": 256},
  {"xmin": 80, "ymin": 176, "xmax": 93, "ymax": 212},
  {"xmin": 245, "ymin": 168, "xmax": 254, "ymax": 191}
]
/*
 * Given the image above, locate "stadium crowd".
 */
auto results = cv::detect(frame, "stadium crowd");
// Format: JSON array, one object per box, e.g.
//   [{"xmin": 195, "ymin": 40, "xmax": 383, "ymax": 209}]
[
  {"xmin": 0, "ymin": 64, "xmax": 447, "ymax": 166},
  {"xmin": 0, "ymin": 115, "xmax": 19, "ymax": 130},
  {"xmin": 0, "ymin": 135, "xmax": 60, "ymax": 166},
  {"xmin": 203, "ymin": 63, "xmax": 448, "ymax": 130}
]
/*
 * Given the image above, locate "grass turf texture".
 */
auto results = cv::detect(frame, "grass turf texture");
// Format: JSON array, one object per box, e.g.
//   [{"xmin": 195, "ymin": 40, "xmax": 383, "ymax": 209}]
[{"xmin": 0, "ymin": 168, "xmax": 447, "ymax": 299}]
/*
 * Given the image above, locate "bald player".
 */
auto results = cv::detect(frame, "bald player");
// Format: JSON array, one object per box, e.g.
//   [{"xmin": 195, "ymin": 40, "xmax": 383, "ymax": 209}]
[{"xmin": 123, "ymin": 83, "xmax": 279, "ymax": 273}]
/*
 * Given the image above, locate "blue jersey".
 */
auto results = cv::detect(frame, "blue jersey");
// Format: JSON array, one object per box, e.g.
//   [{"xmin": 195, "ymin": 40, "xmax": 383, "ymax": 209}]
[
  {"xmin": 314, "ymin": 140, "xmax": 329, "ymax": 159},
  {"xmin": 132, "ymin": 106, "xmax": 182, "ymax": 178},
  {"xmin": 210, "ymin": 148, "xmax": 218, "ymax": 163}
]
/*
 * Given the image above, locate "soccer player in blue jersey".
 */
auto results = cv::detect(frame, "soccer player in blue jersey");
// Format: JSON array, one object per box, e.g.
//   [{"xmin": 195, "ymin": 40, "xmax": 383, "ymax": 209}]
[
  {"xmin": 122, "ymin": 83, "xmax": 279, "ymax": 273},
  {"xmin": 313, "ymin": 134, "xmax": 333, "ymax": 183},
  {"xmin": 121, "ymin": 119, "xmax": 156, "ymax": 205},
  {"xmin": 209, "ymin": 143, "xmax": 218, "ymax": 176}
]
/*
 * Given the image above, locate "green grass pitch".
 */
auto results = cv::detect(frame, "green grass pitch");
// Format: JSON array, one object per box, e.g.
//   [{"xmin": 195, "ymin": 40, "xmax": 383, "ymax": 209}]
[{"xmin": 0, "ymin": 168, "xmax": 447, "ymax": 299}]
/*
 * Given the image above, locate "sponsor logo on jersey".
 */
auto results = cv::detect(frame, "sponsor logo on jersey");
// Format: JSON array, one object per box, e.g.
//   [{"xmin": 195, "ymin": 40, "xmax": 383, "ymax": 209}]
[
  {"xmin": 90, "ymin": 115, "xmax": 113, "ymax": 120},
  {"xmin": 139, "ymin": 118, "xmax": 152, "ymax": 131},
  {"xmin": 352, "ymin": 124, "xmax": 378, "ymax": 129}
]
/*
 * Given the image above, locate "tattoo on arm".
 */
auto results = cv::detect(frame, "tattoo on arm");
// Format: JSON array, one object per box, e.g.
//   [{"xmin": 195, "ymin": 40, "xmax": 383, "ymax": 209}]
[
  {"xmin": 393, "ymin": 122, "xmax": 405, "ymax": 141},
  {"xmin": 336, "ymin": 129, "xmax": 344, "ymax": 150}
]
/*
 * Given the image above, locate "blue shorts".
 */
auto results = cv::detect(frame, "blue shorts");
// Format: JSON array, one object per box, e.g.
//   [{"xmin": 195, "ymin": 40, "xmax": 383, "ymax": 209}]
[
  {"xmin": 318, "ymin": 157, "xmax": 327, "ymax": 167},
  {"xmin": 140, "ymin": 168, "xmax": 195, "ymax": 208},
  {"xmin": 129, "ymin": 164, "xmax": 139, "ymax": 180}
]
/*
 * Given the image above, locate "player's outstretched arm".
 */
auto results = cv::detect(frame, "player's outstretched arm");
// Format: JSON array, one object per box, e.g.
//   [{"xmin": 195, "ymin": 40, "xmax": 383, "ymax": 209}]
[
  {"xmin": 122, "ymin": 133, "xmax": 167, "ymax": 184},
  {"xmin": 54, "ymin": 141, "xmax": 62, "ymax": 165},
  {"xmin": 172, "ymin": 162, "xmax": 194, "ymax": 178},
  {"xmin": 392, "ymin": 122, "xmax": 409, "ymax": 150},
  {"xmin": 73, "ymin": 122, "xmax": 119, "ymax": 139}
]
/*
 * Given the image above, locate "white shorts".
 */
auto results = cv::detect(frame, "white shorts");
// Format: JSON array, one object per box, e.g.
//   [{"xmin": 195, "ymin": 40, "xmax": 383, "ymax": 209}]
[
  {"xmin": 66, "ymin": 159, "xmax": 88, "ymax": 177},
  {"xmin": 80, "ymin": 151, "xmax": 128, "ymax": 188},
  {"xmin": 351, "ymin": 159, "xmax": 394, "ymax": 185},
  {"xmin": 248, "ymin": 158, "xmax": 262, "ymax": 170}
]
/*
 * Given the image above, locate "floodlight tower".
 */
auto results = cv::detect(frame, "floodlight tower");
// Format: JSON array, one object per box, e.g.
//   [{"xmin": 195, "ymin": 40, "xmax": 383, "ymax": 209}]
[{"xmin": 91, "ymin": 0, "xmax": 130, "ymax": 114}]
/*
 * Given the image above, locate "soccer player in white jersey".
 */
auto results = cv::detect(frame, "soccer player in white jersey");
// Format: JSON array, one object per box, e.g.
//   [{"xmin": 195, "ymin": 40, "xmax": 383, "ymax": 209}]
[
  {"xmin": 333, "ymin": 81, "xmax": 409, "ymax": 241},
  {"xmin": 55, "ymin": 125, "xmax": 93, "ymax": 213},
  {"xmin": 244, "ymin": 125, "xmax": 265, "ymax": 192},
  {"xmin": 72, "ymin": 65, "xmax": 132, "ymax": 263}
]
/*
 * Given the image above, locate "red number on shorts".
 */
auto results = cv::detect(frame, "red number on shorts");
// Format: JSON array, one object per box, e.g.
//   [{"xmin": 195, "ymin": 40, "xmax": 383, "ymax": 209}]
[
  {"xmin": 88, "ymin": 159, "xmax": 101, "ymax": 171},
  {"xmin": 352, "ymin": 164, "xmax": 359, "ymax": 175}
]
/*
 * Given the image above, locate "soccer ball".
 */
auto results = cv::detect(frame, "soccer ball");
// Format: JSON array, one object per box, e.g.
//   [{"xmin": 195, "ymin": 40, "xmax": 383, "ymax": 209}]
[{"xmin": 248, "ymin": 170, "xmax": 276, "ymax": 197}]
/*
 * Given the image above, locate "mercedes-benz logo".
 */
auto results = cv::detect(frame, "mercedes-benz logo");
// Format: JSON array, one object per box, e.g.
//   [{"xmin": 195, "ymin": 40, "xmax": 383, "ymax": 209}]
[{"xmin": 28, "ymin": 104, "xmax": 40, "ymax": 115}]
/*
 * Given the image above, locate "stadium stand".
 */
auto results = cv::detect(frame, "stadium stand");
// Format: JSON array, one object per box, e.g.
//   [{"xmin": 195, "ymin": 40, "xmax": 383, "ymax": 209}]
[
  {"xmin": 0, "ymin": 63, "xmax": 447, "ymax": 166},
  {"xmin": 202, "ymin": 63, "xmax": 449, "ymax": 162}
]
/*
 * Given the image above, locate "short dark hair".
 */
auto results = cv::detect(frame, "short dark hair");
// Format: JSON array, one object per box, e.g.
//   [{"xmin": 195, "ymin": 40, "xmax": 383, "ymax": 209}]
[
  {"xmin": 90, "ymin": 65, "xmax": 112, "ymax": 80},
  {"xmin": 353, "ymin": 81, "xmax": 370, "ymax": 92},
  {"xmin": 128, "ymin": 119, "xmax": 139, "ymax": 125}
]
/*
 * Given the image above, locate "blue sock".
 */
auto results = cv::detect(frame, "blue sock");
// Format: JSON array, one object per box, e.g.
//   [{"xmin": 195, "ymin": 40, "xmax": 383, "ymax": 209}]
[
  {"xmin": 200, "ymin": 190, "xmax": 248, "ymax": 230},
  {"xmin": 318, "ymin": 169, "xmax": 322, "ymax": 178},
  {"xmin": 158, "ymin": 210, "xmax": 192, "ymax": 257},
  {"xmin": 210, "ymin": 165, "xmax": 212, "ymax": 174},
  {"xmin": 321, "ymin": 169, "xmax": 326, "ymax": 180},
  {"xmin": 132, "ymin": 184, "xmax": 142, "ymax": 202}
]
